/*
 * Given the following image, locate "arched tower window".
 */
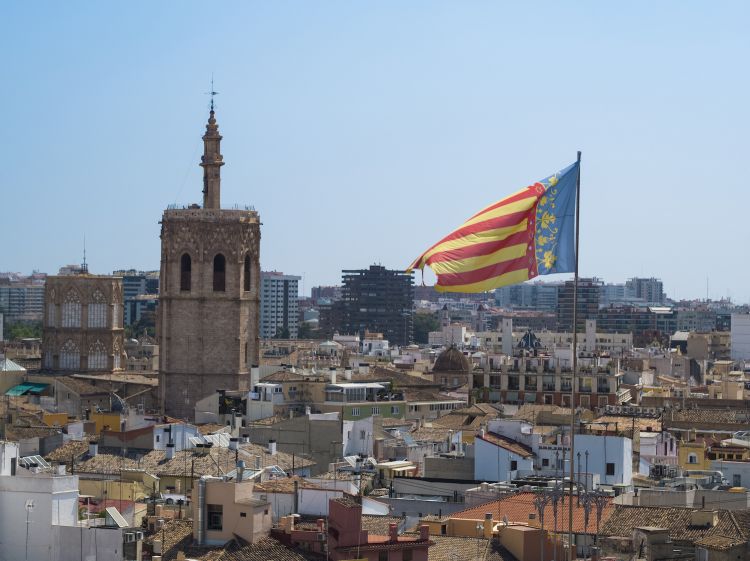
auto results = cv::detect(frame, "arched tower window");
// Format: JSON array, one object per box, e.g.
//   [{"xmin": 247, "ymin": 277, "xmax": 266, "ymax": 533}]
[
  {"xmin": 180, "ymin": 254, "xmax": 192, "ymax": 292},
  {"xmin": 213, "ymin": 254, "xmax": 226, "ymax": 292},
  {"xmin": 243, "ymin": 254, "xmax": 251, "ymax": 292}
]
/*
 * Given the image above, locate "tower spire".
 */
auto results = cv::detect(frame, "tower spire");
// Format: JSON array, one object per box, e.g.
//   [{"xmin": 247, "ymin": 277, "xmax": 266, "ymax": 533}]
[{"xmin": 201, "ymin": 80, "xmax": 224, "ymax": 209}]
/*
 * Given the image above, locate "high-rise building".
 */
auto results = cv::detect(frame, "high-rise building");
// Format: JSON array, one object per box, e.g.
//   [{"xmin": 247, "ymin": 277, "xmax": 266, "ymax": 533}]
[
  {"xmin": 158, "ymin": 107, "xmax": 261, "ymax": 419},
  {"xmin": 494, "ymin": 281, "xmax": 559, "ymax": 310},
  {"xmin": 626, "ymin": 277, "xmax": 665, "ymax": 305},
  {"xmin": 556, "ymin": 278, "xmax": 602, "ymax": 332},
  {"xmin": 114, "ymin": 269, "xmax": 160, "ymax": 325},
  {"xmin": 42, "ymin": 273, "xmax": 125, "ymax": 372},
  {"xmin": 260, "ymin": 271, "xmax": 300, "ymax": 339},
  {"xmin": 0, "ymin": 274, "xmax": 46, "ymax": 323},
  {"xmin": 339, "ymin": 265, "xmax": 414, "ymax": 346}
]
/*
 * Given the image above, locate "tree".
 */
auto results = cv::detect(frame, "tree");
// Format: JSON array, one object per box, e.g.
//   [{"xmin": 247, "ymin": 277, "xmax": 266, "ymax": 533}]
[
  {"xmin": 413, "ymin": 312, "xmax": 439, "ymax": 344},
  {"xmin": 6, "ymin": 321, "xmax": 42, "ymax": 341}
]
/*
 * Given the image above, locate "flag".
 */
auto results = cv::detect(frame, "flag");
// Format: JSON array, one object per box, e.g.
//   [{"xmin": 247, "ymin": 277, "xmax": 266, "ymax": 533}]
[{"xmin": 408, "ymin": 161, "xmax": 578, "ymax": 292}]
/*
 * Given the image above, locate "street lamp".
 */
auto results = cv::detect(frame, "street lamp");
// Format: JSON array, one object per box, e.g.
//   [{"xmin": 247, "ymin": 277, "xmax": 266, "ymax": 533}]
[{"xmin": 25, "ymin": 499, "xmax": 34, "ymax": 561}]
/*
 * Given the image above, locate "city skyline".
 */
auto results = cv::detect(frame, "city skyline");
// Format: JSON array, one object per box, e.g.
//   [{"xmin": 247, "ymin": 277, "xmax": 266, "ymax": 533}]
[{"xmin": 2, "ymin": 2, "xmax": 749, "ymax": 303}]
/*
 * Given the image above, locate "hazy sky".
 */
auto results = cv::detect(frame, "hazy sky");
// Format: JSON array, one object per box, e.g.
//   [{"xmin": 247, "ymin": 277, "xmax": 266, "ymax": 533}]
[{"xmin": 2, "ymin": 2, "xmax": 748, "ymax": 302}]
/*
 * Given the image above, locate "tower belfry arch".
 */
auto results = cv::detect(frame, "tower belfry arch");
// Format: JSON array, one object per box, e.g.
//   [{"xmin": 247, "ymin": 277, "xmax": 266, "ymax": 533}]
[{"xmin": 158, "ymin": 104, "xmax": 261, "ymax": 419}]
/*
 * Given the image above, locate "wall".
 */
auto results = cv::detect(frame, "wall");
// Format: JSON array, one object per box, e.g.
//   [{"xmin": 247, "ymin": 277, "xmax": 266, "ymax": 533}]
[
  {"xmin": 424, "ymin": 456, "xmax": 475, "ymax": 480},
  {"xmin": 0, "ymin": 474, "xmax": 79, "ymax": 561},
  {"xmin": 56, "ymin": 524, "xmax": 127, "ymax": 561},
  {"xmin": 474, "ymin": 437, "xmax": 534, "ymax": 482},
  {"xmin": 0, "ymin": 441, "xmax": 19, "ymax": 476},
  {"xmin": 574, "ymin": 434, "xmax": 633, "ymax": 486},
  {"xmin": 711, "ymin": 460, "xmax": 750, "ymax": 488},
  {"xmin": 247, "ymin": 415, "xmax": 342, "ymax": 476},
  {"xmin": 200, "ymin": 479, "xmax": 271, "ymax": 545}
]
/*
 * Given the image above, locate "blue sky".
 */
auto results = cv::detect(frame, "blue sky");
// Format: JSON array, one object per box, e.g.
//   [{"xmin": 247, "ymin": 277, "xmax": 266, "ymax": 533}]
[{"xmin": 2, "ymin": 2, "xmax": 748, "ymax": 302}]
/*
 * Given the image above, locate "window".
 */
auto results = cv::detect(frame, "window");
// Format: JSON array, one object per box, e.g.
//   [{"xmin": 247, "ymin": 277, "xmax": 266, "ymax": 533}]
[
  {"xmin": 378, "ymin": 552, "xmax": 388, "ymax": 561},
  {"xmin": 243, "ymin": 254, "xmax": 251, "ymax": 292},
  {"xmin": 47, "ymin": 303, "xmax": 56, "ymax": 327},
  {"xmin": 404, "ymin": 550, "xmax": 413, "ymax": 561},
  {"xmin": 606, "ymin": 463, "xmax": 615, "ymax": 476},
  {"xmin": 351, "ymin": 408, "xmax": 361, "ymax": 417},
  {"xmin": 733, "ymin": 474, "xmax": 741, "ymax": 487},
  {"xmin": 156, "ymin": 435, "xmax": 160, "ymax": 443},
  {"xmin": 360, "ymin": 430, "xmax": 366, "ymax": 440},
  {"xmin": 542, "ymin": 458, "xmax": 549, "ymax": 467},
  {"xmin": 510, "ymin": 460, "xmax": 518, "ymax": 471},
  {"xmin": 688, "ymin": 453, "xmax": 698, "ymax": 464},
  {"xmin": 88, "ymin": 340, "xmax": 107, "ymax": 370},
  {"xmin": 371, "ymin": 407, "xmax": 380, "ymax": 415},
  {"xmin": 60, "ymin": 339, "xmax": 80, "ymax": 370},
  {"xmin": 391, "ymin": 406, "xmax": 400, "ymax": 415},
  {"xmin": 240, "ymin": 512, "xmax": 247, "ymax": 518},
  {"xmin": 207, "ymin": 504, "xmax": 223, "ymax": 530},
  {"xmin": 180, "ymin": 254, "xmax": 192, "ymax": 291},
  {"xmin": 62, "ymin": 290, "xmax": 81, "ymax": 327},
  {"xmin": 213, "ymin": 254, "xmax": 226, "ymax": 292}
]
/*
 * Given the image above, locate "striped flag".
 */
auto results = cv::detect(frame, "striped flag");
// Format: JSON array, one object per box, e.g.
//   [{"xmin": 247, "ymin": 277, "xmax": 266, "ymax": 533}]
[{"xmin": 408, "ymin": 161, "xmax": 579, "ymax": 292}]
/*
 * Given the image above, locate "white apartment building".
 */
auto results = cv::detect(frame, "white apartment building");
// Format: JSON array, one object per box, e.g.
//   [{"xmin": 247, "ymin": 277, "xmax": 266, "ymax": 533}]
[{"xmin": 260, "ymin": 271, "xmax": 300, "ymax": 339}]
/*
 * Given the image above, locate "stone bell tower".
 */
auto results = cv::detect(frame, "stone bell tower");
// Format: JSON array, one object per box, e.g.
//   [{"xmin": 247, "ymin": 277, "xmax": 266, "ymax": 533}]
[{"xmin": 158, "ymin": 107, "xmax": 261, "ymax": 419}]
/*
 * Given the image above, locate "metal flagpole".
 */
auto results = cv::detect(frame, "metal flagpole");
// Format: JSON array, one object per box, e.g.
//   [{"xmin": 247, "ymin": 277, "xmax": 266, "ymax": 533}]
[{"xmin": 568, "ymin": 151, "xmax": 582, "ymax": 561}]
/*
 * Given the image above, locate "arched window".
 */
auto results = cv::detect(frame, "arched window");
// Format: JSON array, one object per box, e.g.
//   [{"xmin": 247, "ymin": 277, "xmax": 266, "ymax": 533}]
[
  {"xmin": 243, "ymin": 254, "xmax": 251, "ymax": 292},
  {"xmin": 60, "ymin": 339, "xmax": 80, "ymax": 370},
  {"xmin": 180, "ymin": 254, "xmax": 192, "ymax": 292},
  {"xmin": 213, "ymin": 254, "xmax": 226, "ymax": 292},
  {"xmin": 62, "ymin": 290, "xmax": 81, "ymax": 328},
  {"xmin": 88, "ymin": 340, "xmax": 107, "ymax": 370},
  {"xmin": 88, "ymin": 289, "xmax": 107, "ymax": 328}
]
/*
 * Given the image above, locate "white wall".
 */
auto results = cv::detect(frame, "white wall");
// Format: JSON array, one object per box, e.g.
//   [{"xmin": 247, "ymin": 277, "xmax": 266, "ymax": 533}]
[
  {"xmin": 298, "ymin": 488, "xmax": 344, "ymax": 516},
  {"xmin": 0, "ymin": 474, "xmax": 79, "ymax": 561},
  {"xmin": 574, "ymin": 434, "xmax": 633, "ymax": 486},
  {"xmin": 0, "ymin": 442, "xmax": 18, "ymax": 476},
  {"xmin": 474, "ymin": 437, "xmax": 534, "ymax": 482},
  {"xmin": 711, "ymin": 460, "xmax": 750, "ymax": 488},
  {"xmin": 343, "ymin": 417, "xmax": 375, "ymax": 457}
]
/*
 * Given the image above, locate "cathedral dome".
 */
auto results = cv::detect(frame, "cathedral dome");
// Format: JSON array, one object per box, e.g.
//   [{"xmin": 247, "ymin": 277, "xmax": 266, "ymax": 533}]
[{"xmin": 433, "ymin": 345, "xmax": 471, "ymax": 374}]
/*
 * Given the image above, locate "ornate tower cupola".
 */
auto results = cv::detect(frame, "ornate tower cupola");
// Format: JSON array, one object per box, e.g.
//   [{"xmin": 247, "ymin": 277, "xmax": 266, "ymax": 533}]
[{"xmin": 200, "ymin": 107, "xmax": 224, "ymax": 209}]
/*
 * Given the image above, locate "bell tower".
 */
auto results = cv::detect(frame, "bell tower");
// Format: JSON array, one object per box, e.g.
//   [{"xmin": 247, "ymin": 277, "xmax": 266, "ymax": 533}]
[{"xmin": 158, "ymin": 107, "xmax": 261, "ymax": 420}]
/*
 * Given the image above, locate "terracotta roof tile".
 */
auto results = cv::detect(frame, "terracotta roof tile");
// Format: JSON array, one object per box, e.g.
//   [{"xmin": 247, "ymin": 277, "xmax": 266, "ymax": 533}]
[
  {"xmin": 600, "ymin": 505, "xmax": 749, "ymax": 543},
  {"xmin": 451, "ymin": 492, "xmax": 614, "ymax": 535}
]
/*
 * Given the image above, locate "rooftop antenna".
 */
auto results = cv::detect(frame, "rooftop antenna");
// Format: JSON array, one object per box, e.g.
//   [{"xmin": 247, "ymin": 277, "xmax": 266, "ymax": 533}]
[
  {"xmin": 82, "ymin": 234, "xmax": 88, "ymax": 274},
  {"xmin": 205, "ymin": 74, "xmax": 219, "ymax": 112}
]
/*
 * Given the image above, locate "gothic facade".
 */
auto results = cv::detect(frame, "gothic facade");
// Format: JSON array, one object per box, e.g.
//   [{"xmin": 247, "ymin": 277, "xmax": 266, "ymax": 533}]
[
  {"xmin": 42, "ymin": 275, "xmax": 125, "ymax": 372},
  {"xmin": 158, "ymin": 108, "xmax": 261, "ymax": 419}
]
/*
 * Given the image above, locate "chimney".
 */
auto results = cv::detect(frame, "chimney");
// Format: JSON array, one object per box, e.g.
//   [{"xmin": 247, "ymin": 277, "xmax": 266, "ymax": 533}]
[
  {"xmin": 344, "ymin": 368, "xmax": 352, "ymax": 380},
  {"xmin": 229, "ymin": 437, "xmax": 238, "ymax": 451},
  {"xmin": 419, "ymin": 525, "xmax": 430, "ymax": 541},
  {"xmin": 317, "ymin": 518, "xmax": 325, "ymax": 532},
  {"xmin": 236, "ymin": 460, "xmax": 245, "ymax": 482},
  {"xmin": 242, "ymin": 434, "xmax": 249, "ymax": 444},
  {"xmin": 166, "ymin": 443, "xmax": 175, "ymax": 460},
  {"xmin": 330, "ymin": 367, "xmax": 337, "ymax": 385},
  {"xmin": 250, "ymin": 365, "xmax": 260, "ymax": 388},
  {"xmin": 88, "ymin": 441, "xmax": 98, "ymax": 456},
  {"xmin": 268, "ymin": 439, "xmax": 277, "ymax": 456},
  {"xmin": 484, "ymin": 513, "xmax": 493, "ymax": 539},
  {"xmin": 389, "ymin": 523, "xmax": 398, "ymax": 543}
]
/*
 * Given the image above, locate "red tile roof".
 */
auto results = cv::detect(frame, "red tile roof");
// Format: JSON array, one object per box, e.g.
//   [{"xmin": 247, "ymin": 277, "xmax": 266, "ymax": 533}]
[{"xmin": 450, "ymin": 492, "xmax": 615, "ymax": 535}]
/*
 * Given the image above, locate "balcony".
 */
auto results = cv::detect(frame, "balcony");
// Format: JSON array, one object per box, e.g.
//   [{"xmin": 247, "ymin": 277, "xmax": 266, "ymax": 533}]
[
  {"xmin": 560, "ymin": 384, "xmax": 572, "ymax": 392},
  {"xmin": 543, "ymin": 384, "xmax": 557, "ymax": 392}
]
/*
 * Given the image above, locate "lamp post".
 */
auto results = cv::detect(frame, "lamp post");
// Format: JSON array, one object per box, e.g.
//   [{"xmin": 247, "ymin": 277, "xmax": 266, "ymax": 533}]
[{"xmin": 25, "ymin": 499, "xmax": 34, "ymax": 561}]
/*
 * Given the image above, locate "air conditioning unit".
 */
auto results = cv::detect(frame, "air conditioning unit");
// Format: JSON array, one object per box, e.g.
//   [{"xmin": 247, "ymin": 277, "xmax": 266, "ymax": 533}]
[{"xmin": 317, "ymin": 532, "xmax": 326, "ymax": 542}]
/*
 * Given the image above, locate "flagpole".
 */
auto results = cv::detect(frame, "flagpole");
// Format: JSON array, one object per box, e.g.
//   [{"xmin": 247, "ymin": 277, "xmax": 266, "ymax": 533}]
[{"xmin": 568, "ymin": 150, "xmax": 581, "ymax": 561}]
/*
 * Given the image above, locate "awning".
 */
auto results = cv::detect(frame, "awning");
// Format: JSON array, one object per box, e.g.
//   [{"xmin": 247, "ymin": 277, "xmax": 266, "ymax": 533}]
[{"xmin": 5, "ymin": 382, "xmax": 49, "ymax": 396}]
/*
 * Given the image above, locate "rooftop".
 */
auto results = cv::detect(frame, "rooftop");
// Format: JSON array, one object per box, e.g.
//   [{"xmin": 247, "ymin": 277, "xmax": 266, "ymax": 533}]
[
  {"xmin": 476, "ymin": 432, "xmax": 534, "ymax": 459},
  {"xmin": 450, "ymin": 491, "xmax": 615, "ymax": 534}
]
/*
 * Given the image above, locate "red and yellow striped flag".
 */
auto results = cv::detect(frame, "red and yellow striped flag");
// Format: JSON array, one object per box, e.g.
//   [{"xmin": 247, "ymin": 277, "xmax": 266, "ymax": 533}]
[{"xmin": 408, "ymin": 162, "xmax": 578, "ymax": 293}]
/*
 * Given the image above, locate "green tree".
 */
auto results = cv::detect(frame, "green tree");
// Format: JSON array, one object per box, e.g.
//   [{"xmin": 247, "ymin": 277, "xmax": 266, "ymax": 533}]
[
  {"xmin": 6, "ymin": 321, "xmax": 43, "ymax": 340},
  {"xmin": 413, "ymin": 312, "xmax": 439, "ymax": 344}
]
